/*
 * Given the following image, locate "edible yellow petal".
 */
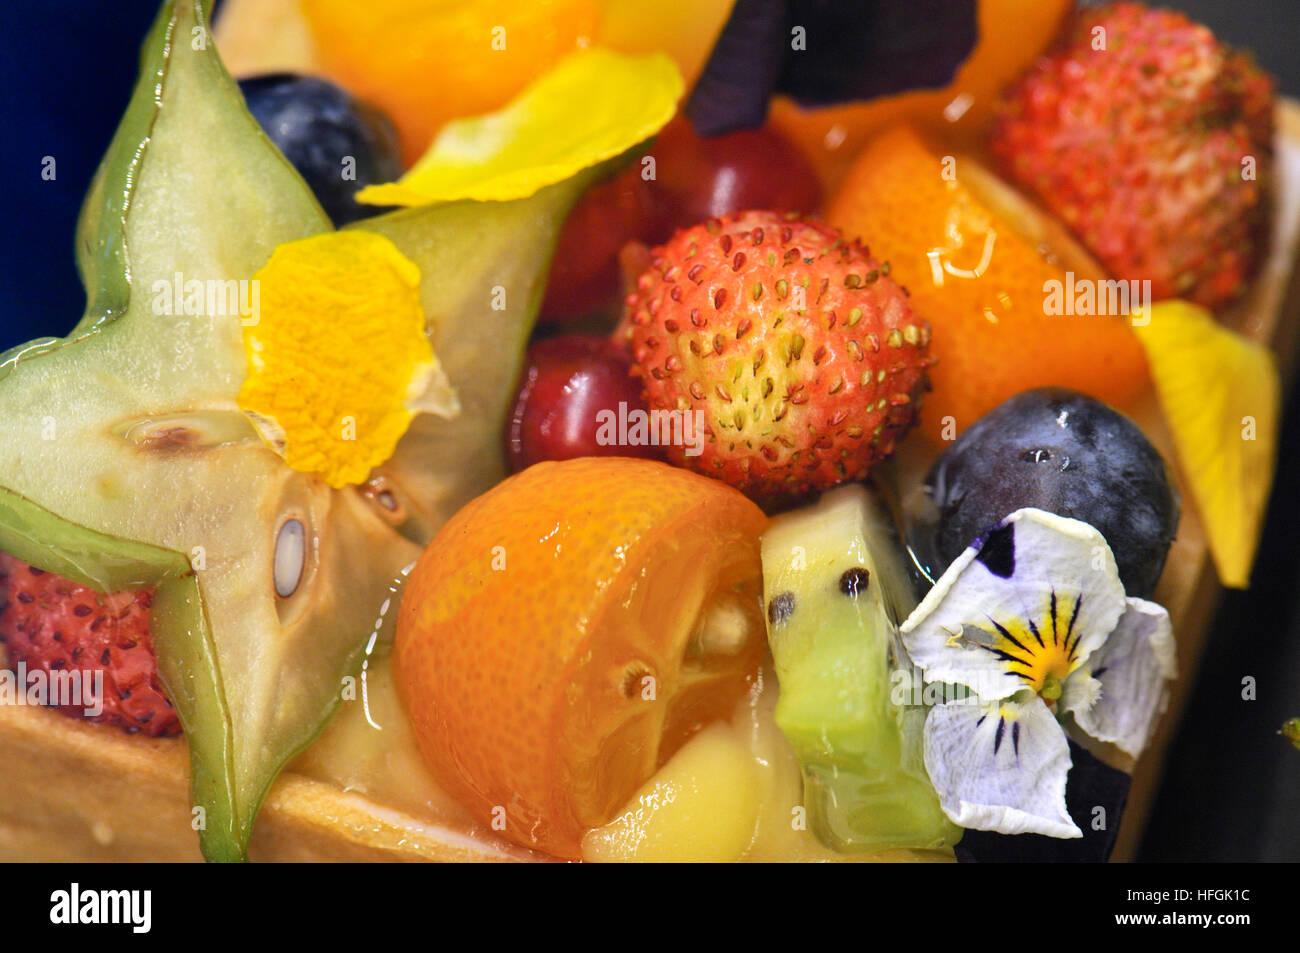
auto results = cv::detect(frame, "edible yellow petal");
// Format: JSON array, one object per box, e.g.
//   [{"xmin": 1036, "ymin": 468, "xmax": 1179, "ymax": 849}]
[
  {"xmin": 357, "ymin": 47, "xmax": 682, "ymax": 206},
  {"xmin": 1134, "ymin": 301, "xmax": 1279, "ymax": 588},
  {"xmin": 238, "ymin": 230, "xmax": 459, "ymax": 488}
]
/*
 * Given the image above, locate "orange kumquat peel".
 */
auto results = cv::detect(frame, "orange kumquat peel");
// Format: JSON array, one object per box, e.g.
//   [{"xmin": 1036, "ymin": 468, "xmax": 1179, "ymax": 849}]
[{"xmin": 394, "ymin": 457, "xmax": 768, "ymax": 858}]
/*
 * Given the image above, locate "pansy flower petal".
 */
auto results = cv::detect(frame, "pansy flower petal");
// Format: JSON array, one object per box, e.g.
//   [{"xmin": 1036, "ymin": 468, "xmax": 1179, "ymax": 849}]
[
  {"xmin": 1067, "ymin": 597, "xmax": 1176, "ymax": 758},
  {"xmin": 1059, "ymin": 667, "xmax": 1101, "ymax": 718},
  {"xmin": 924, "ymin": 696, "xmax": 1081, "ymax": 838},
  {"xmin": 901, "ymin": 508, "xmax": 1128, "ymax": 701}
]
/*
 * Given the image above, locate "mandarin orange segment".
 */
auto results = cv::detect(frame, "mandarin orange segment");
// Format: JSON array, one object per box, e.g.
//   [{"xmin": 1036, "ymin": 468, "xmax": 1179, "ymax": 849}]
[
  {"xmin": 300, "ymin": 0, "xmax": 734, "ymax": 165},
  {"xmin": 827, "ymin": 125, "xmax": 1150, "ymax": 442},
  {"xmin": 597, "ymin": 0, "xmax": 735, "ymax": 88},
  {"xmin": 393, "ymin": 457, "xmax": 767, "ymax": 859},
  {"xmin": 302, "ymin": 0, "xmax": 602, "ymax": 163},
  {"xmin": 770, "ymin": 0, "xmax": 1073, "ymax": 194}
]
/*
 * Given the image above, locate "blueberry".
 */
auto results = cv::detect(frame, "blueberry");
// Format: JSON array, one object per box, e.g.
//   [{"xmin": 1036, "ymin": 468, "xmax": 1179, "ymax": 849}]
[
  {"xmin": 238, "ymin": 74, "xmax": 402, "ymax": 226},
  {"xmin": 925, "ymin": 388, "xmax": 1179, "ymax": 598}
]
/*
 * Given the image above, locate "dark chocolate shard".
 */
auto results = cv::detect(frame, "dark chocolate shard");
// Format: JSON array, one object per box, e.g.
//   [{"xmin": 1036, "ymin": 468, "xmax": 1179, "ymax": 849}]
[
  {"xmin": 688, "ymin": 0, "xmax": 979, "ymax": 135},
  {"xmin": 778, "ymin": 0, "xmax": 978, "ymax": 107},
  {"xmin": 686, "ymin": 0, "xmax": 790, "ymax": 135}
]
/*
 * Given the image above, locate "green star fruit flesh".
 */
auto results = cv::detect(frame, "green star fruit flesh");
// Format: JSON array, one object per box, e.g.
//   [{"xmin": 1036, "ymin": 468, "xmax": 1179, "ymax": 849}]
[{"xmin": 0, "ymin": 0, "xmax": 620, "ymax": 860}]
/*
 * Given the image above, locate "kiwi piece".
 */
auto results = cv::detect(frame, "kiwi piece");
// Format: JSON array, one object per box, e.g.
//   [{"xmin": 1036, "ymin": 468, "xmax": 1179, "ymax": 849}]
[{"xmin": 762, "ymin": 484, "xmax": 960, "ymax": 851}]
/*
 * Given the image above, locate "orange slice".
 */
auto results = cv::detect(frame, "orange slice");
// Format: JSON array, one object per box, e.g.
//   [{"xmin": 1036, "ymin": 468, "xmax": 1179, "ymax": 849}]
[
  {"xmin": 302, "ymin": 0, "xmax": 600, "ymax": 164},
  {"xmin": 357, "ymin": 47, "xmax": 681, "ymax": 206},
  {"xmin": 300, "ymin": 0, "xmax": 734, "ymax": 164},
  {"xmin": 828, "ymin": 125, "xmax": 1150, "ymax": 442},
  {"xmin": 394, "ymin": 457, "xmax": 767, "ymax": 859}
]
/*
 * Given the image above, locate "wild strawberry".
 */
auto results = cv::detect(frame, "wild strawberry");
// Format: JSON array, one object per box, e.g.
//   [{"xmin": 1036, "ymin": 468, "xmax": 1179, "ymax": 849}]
[
  {"xmin": 991, "ymin": 2, "xmax": 1274, "ymax": 311},
  {"xmin": 0, "ymin": 553, "xmax": 180, "ymax": 737},
  {"xmin": 618, "ymin": 210, "xmax": 931, "ymax": 503}
]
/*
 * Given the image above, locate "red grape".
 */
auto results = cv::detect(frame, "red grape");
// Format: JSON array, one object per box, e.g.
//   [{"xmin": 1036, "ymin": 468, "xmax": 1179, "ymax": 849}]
[
  {"xmin": 645, "ymin": 117, "xmax": 823, "ymax": 242},
  {"xmin": 506, "ymin": 335, "xmax": 661, "ymax": 472},
  {"xmin": 539, "ymin": 168, "xmax": 655, "ymax": 323}
]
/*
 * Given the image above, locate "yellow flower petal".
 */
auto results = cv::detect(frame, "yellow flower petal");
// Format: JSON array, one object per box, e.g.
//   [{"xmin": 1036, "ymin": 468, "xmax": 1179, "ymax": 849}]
[
  {"xmin": 357, "ymin": 47, "xmax": 682, "ymax": 206},
  {"xmin": 1134, "ymin": 302, "xmax": 1279, "ymax": 588},
  {"xmin": 238, "ymin": 230, "xmax": 459, "ymax": 488}
]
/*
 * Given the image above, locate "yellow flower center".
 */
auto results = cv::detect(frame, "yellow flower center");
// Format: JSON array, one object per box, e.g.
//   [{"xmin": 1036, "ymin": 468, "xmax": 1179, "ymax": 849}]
[{"xmin": 986, "ymin": 591, "xmax": 1084, "ymax": 695}]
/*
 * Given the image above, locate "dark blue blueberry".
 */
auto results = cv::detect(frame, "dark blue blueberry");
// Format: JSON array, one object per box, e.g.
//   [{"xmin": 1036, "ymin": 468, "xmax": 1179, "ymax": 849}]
[
  {"xmin": 926, "ymin": 388, "xmax": 1179, "ymax": 599},
  {"xmin": 238, "ymin": 74, "xmax": 402, "ymax": 226}
]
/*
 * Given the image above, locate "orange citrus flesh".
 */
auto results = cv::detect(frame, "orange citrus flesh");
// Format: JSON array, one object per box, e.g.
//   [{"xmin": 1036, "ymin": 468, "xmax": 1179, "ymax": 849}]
[
  {"xmin": 302, "ymin": 0, "xmax": 598, "ymax": 165},
  {"xmin": 394, "ymin": 457, "xmax": 767, "ymax": 859},
  {"xmin": 300, "ymin": 0, "xmax": 734, "ymax": 165},
  {"xmin": 828, "ymin": 125, "xmax": 1150, "ymax": 443},
  {"xmin": 770, "ymin": 0, "xmax": 1073, "ymax": 194}
]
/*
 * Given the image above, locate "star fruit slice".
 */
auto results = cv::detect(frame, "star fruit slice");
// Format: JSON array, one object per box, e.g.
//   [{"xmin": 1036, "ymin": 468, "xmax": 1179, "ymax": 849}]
[{"xmin": 0, "ymin": 0, "xmax": 667, "ymax": 860}]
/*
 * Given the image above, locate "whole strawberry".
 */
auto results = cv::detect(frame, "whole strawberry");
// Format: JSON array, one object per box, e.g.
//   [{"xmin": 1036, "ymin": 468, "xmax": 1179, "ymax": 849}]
[
  {"xmin": 619, "ymin": 210, "xmax": 931, "ymax": 502},
  {"xmin": 991, "ymin": 2, "xmax": 1273, "ymax": 311},
  {"xmin": 0, "ymin": 553, "xmax": 180, "ymax": 737}
]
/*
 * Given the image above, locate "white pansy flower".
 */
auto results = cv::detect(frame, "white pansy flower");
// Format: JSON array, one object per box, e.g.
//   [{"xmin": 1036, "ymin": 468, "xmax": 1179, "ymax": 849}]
[{"xmin": 901, "ymin": 508, "xmax": 1177, "ymax": 838}]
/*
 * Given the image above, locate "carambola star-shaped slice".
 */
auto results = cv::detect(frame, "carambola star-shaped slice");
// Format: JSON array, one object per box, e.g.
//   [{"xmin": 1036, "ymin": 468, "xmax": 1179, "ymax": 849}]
[{"xmin": 0, "ymin": 0, "xmax": 637, "ymax": 860}]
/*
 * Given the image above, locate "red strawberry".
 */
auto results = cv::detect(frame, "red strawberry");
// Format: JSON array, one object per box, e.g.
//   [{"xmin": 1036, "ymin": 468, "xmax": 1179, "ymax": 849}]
[
  {"xmin": 618, "ymin": 210, "xmax": 931, "ymax": 503},
  {"xmin": 991, "ymin": 2, "xmax": 1273, "ymax": 311},
  {"xmin": 0, "ymin": 553, "xmax": 180, "ymax": 737}
]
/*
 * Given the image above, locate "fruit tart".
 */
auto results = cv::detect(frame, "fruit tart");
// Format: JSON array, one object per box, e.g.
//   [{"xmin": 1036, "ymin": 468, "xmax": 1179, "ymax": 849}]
[{"xmin": 2, "ymin": 0, "xmax": 1298, "ymax": 863}]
